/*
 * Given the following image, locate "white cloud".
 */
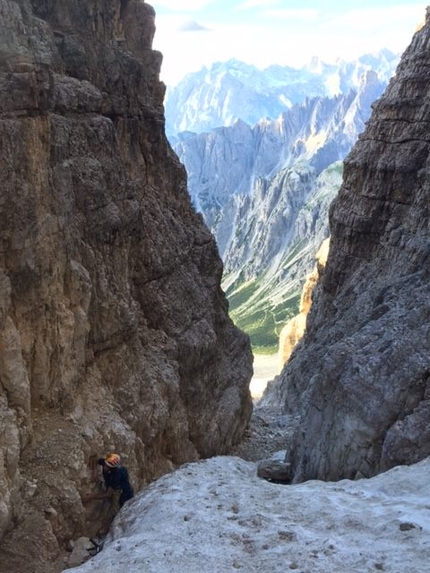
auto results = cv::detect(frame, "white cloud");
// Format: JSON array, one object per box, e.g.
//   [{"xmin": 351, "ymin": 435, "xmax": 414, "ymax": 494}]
[
  {"xmin": 153, "ymin": 3, "xmax": 426, "ymax": 85},
  {"xmin": 328, "ymin": 4, "xmax": 425, "ymax": 31},
  {"xmin": 264, "ymin": 8, "xmax": 319, "ymax": 21},
  {"xmin": 151, "ymin": 0, "xmax": 214, "ymax": 11},
  {"xmin": 238, "ymin": 0, "xmax": 280, "ymax": 8}
]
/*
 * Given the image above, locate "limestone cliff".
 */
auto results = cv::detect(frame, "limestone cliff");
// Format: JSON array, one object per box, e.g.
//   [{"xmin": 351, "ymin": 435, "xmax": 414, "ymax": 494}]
[
  {"xmin": 265, "ymin": 9, "xmax": 430, "ymax": 483},
  {"xmin": 278, "ymin": 238, "xmax": 329, "ymax": 369},
  {"xmin": 0, "ymin": 1, "xmax": 252, "ymax": 571}
]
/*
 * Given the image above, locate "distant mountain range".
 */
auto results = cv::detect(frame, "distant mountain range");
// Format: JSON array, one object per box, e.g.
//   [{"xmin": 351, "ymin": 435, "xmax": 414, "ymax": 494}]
[
  {"xmin": 173, "ymin": 68, "xmax": 387, "ymax": 220},
  {"xmin": 165, "ymin": 52, "xmax": 400, "ymax": 351},
  {"xmin": 165, "ymin": 50, "xmax": 399, "ymax": 137}
]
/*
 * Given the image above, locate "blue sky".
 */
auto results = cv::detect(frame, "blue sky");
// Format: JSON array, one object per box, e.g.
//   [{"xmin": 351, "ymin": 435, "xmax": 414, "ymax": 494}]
[{"xmin": 149, "ymin": 1, "xmax": 426, "ymax": 85}]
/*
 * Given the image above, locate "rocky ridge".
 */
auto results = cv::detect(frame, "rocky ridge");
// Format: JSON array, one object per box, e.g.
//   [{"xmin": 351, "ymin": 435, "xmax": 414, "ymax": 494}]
[
  {"xmin": 164, "ymin": 52, "xmax": 399, "ymax": 136},
  {"xmin": 0, "ymin": 2, "xmax": 252, "ymax": 572},
  {"xmin": 171, "ymin": 68, "xmax": 387, "ymax": 350},
  {"xmin": 174, "ymin": 71, "xmax": 386, "ymax": 222},
  {"xmin": 223, "ymin": 161, "xmax": 342, "ymax": 351},
  {"xmin": 262, "ymin": 9, "xmax": 430, "ymax": 482}
]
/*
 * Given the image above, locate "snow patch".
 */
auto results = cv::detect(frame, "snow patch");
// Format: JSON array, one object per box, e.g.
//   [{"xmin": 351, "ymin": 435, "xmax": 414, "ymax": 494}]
[{"xmin": 69, "ymin": 456, "xmax": 430, "ymax": 573}]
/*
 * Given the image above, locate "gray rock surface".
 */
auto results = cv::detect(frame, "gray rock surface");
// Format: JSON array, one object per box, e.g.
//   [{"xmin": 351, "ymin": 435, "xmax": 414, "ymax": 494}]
[
  {"xmin": 222, "ymin": 162, "xmax": 341, "ymax": 351},
  {"xmin": 173, "ymin": 71, "xmax": 386, "ymax": 329},
  {"xmin": 257, "ymin": 459, "xmax": 291, "ymax": 483},
  {"xmin": 263, "ymin": 10, "xmax": 430, "ymax": 482},
  {"xmin": 164, "ymin": 53, "xmax": 399, "ymax": 136},
  {"xmin": 169, "ymin": 57, "xmax": 392, "ymax": 351},
  {"xmin": 174, "ymin": 71, "xmax": 386, "ymax": 223},
  {"xmin": 0, "ymin": 1, "xmax": 252, "ymax": 571}
]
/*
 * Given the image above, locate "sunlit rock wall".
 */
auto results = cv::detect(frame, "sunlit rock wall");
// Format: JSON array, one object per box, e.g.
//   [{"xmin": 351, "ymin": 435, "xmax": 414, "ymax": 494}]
[{"xmin": 278, "ymin": 239, "xmax": 329, "ymax": 369}]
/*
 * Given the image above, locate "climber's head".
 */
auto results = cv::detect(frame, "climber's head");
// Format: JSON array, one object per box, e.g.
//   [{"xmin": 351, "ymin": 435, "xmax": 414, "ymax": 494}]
[{"xmin": 105, "ymin": 453, "xmax": 121, "ymax": 468}]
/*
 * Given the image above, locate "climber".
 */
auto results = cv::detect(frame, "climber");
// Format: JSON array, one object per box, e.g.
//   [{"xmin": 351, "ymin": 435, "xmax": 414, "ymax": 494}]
[{"xmin": 82, "ymin": 453, "xmax": 134, "ymax": 535}]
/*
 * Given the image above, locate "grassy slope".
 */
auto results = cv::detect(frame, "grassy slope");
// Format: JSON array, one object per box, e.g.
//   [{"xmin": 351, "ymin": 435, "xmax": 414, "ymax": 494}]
[
  {"xmin": 223, "ymin": 161, "xmax": 343, "ymax": 354},
  {"xmin": 224, "ymin": 266, "xmax": 301, "ymax": 354}
]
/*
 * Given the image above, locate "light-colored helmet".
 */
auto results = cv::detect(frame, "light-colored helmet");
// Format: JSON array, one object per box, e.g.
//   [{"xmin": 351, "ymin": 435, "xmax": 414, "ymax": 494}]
[{"xmin": 105, "ymin": 453, "xmax": 121, "ymax": 468}]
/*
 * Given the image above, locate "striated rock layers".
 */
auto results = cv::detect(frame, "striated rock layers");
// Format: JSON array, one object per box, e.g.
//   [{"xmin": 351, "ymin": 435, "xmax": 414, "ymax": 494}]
[
  {"xmin": 0, "ymin": 1, "xmax": 252, "ymax": 571},
  {"xmin": 268, "ymin": 10, "xmax": 430, "ymax": 483}
]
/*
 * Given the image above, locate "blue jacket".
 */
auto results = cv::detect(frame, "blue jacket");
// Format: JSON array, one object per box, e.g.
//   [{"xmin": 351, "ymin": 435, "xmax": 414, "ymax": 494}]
[{"xmin": 104, "ymin": 466, "xmax": 134, "ymax": 507}]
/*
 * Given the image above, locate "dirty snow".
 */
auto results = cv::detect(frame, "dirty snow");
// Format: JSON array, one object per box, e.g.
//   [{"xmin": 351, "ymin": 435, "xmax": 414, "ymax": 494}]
[{"xmin": 67, "ymin": 455, "xmax": 430, "ymax": 573}]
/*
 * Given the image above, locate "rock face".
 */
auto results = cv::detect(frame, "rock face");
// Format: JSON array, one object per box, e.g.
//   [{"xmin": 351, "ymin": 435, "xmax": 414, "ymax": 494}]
[
  {"xmin": 223, "ymin": 162, "xmax": 341, "ymax": 352},
  {"xmin": 278, "ymin": 238, "xmax": 329, "ymax": 369},
  {"xmin": 0, "ymin": 1, "xmax": 252, "ymax": 571},
  {"xmin": 170, "ymin": 73, "xmax": 387, "ymax": 351},
  {"xmin": 164, "ymin": 53, "xmax": 399, "ymax": 136},
  {"xmin": 266, "ymin": 11, "xmax": 430, "ymax": 483},
  {"xmin": 174, "ymin": 72, "xmax": 386, "ymax": 223},
  {"xmin": 169, "ymin": 63, "xmax": 391, "ymax": 351}
]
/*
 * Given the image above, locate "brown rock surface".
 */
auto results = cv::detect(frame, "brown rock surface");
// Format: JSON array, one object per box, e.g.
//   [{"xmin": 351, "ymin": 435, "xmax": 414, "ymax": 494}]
[
  {"xmin": 0, "ymin": 1, "xmax": 252, "ymax": 571},
  {"xmin": 264, "ymin": 9, "xmax": 430, "ymax": 483},
  {"xmin": 278, "ymin": 238, "xmax": 329, "ymax": 369}
]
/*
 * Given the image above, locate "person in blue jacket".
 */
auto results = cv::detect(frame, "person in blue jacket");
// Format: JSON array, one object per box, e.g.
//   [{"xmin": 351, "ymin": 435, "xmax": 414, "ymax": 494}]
[{"xmin": 83, "ymin": 453, "xmax": 134, "ymax": 535}]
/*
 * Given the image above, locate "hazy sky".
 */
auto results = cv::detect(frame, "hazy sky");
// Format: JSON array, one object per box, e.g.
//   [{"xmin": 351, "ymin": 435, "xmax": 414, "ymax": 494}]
[{"xmin": 149, "ymin": 0, "xmax": 426, "ymax": 85}]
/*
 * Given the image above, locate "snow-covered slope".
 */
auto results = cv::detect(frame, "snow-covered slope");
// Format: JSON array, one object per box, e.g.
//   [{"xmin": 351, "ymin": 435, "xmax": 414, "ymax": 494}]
[{"xmin": 69, "ymin": 455, "xmax": 430, "ymax": 573}]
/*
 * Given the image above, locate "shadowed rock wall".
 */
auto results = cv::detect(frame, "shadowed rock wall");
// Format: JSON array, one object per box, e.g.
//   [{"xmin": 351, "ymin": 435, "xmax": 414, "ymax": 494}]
[
  {"xmin": 268, "ymin": 10, "xmax": 430, "ymax": 483},
  {"xmin": 0, "ymin": 1, "xmax": 252, "ymax": 570}
]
